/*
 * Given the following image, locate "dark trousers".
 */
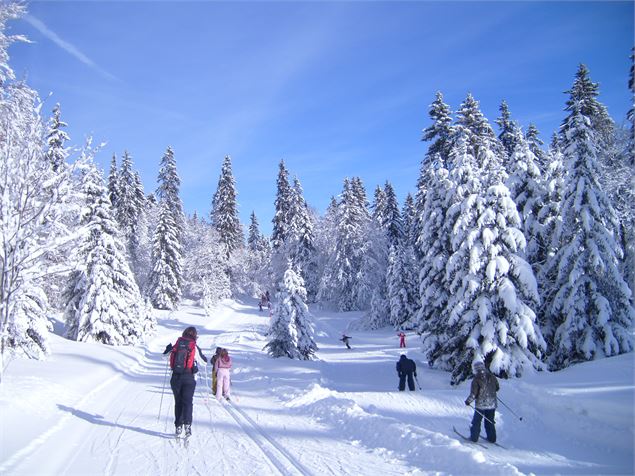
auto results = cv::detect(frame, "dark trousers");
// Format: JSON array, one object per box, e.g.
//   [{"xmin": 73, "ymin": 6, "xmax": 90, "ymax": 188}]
[
  {"xmin": 170, "ymin": 373, "xmax": 196, "ymax": 427},
  {"xmin": 470, "ymin": 408, "xmax": 496, "ymax": 443},
  {"xmin": 398, "ymin": 373, "xmax": 415, "ymax": 391}
]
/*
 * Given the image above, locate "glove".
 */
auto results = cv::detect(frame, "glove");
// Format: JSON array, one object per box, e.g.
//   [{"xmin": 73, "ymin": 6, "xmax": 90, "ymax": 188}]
[
  {"xmin": 414, "ymin": 372, "xmax": 417, "ymax": 378},
  {"xmin": 465, "ymin": 399, "xmax": 471, "ymax": 406},
  {"xmin": 163, "ymin": 343, "xmax": 172, "ymax": 354}
]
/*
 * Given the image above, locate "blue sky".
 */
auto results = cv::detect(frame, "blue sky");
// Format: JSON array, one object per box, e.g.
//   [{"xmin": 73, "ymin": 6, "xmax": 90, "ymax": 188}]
[{"xmin": 9, "ymin": 1, "xmax": 634, "ymax": 235}]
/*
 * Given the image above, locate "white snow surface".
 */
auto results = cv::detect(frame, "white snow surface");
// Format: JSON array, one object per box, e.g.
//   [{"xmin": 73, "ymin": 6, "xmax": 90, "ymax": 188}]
[{"xmin": 1, "ymin": 299, "xmax": 633, "ymax": 475}]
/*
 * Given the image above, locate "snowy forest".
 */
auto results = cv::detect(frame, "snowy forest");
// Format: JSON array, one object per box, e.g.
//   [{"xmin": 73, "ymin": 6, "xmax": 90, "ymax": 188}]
[{"xmin": 1, "ymin": 3, "xmax": 634, "ymax": 385}]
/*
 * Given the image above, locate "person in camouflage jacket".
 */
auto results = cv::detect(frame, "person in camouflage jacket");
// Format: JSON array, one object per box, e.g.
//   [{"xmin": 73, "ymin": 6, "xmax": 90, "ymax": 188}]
[{"xmin": 465, "ymin": 361, "xmax": 499, "ymax": 443}]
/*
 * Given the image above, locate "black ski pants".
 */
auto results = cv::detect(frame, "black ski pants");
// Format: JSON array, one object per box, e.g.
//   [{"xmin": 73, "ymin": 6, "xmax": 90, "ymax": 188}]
[
  {"xmin": 470, "ymin": 408, "xmax": 496, "ymax": 443},
  {"xmin": 170, "ymin": 372, "xmax": 196, "ymax": 427},
  {"xmin": 398, "ymin": 372, "xmax": 415, "ymax": 391}
]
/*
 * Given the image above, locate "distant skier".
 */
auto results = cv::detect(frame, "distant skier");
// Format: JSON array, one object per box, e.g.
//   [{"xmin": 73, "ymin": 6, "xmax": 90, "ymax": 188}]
[
  {"xmin": 465, "ymin": 360, "xmax": 499, "ymax": 443},
  {"xmin": 258, "ymin": 292, "xmax": 267, "ymax": 312},
  {"xmin": 265, "ymin": 290, "xmax": 271, "ymax": 309},
  {"xmin": 340, "ymin": 334, "xmax": 352, "ymax": 349},
  {"xmin": 398, "ymin": 331, "xmax": 406, "ymax": 348},
  {"xmin": 163, "ymin": 326, "xmax": 208, "ymax": 438},
  {"xmin": 214, "ymin": 348, "xmax": 232, "ymax": 401},
  {"xmin": 396, "ymin": 354, "xmax": 417, "ymax": 391},
  {"xmin": 210, "ymin": 347, "xmax": 223, "ymax": 395}
]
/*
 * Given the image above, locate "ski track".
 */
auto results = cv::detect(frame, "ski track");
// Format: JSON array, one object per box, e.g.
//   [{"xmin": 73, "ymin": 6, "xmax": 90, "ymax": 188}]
[{"xmin": 222, "ymin": 400, "xmax": 309, "ymax": 476}]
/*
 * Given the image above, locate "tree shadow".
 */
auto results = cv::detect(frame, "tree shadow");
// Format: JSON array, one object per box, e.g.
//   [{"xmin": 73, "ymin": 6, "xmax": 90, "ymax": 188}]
[{"xmin": 57, "ymin": 404, "xmax": 173, "ymax": 439}]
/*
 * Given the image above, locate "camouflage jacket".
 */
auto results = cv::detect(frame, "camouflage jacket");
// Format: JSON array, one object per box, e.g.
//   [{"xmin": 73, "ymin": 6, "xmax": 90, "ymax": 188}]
[{"xmin": 466, "ymin": 370, "xmax": 499, "ymax": 410}]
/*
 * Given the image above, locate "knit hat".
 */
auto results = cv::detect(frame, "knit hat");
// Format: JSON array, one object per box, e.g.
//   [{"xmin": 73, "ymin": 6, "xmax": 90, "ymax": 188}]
[{"xmin": 472, "ymin": 361, "xmax": 485, "ymax": 372}]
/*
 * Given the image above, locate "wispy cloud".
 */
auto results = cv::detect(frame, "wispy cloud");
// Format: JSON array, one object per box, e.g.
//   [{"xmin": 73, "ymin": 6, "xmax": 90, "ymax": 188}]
[{"xmin": 24, "ymin": 14, "xmax": 119, "ymax": 83}]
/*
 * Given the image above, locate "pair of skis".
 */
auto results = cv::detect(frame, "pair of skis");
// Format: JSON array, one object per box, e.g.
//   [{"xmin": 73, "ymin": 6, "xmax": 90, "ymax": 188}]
[{"xmin": 452, "ymin": 426, "xmax": 506, "ymax": 449}]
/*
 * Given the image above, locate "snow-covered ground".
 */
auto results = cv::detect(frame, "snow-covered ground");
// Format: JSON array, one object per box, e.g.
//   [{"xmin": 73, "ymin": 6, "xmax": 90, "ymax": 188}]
[{"xmin": 1, "ymin": 299, "xmax": 633, "ymax": 475}]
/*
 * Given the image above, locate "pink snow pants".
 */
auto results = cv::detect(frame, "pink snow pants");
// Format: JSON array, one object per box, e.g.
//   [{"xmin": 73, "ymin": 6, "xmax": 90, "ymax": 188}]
[{"xmin": 216, "ymin": 368, "xmax": 231, "ymax": 400}]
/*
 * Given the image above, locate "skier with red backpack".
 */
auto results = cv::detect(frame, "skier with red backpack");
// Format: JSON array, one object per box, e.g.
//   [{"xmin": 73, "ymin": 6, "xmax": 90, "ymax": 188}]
[{"xmin": 163, "ymin": 326, "xmax": 208, "ymax": 438}]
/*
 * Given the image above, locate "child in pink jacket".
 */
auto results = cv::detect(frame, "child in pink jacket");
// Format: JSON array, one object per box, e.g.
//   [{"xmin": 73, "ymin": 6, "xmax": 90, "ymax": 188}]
[{"xmin": 214, "ymin": 348, "xmax": 232, "ymax": 401}]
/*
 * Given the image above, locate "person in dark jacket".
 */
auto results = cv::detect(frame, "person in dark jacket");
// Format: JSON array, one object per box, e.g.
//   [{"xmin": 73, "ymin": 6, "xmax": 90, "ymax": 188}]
[
  {"xmin": 465, "ymin": 360, "xmax": 499, "ymax": 443},
  {"xmin": 340, "ymin": 334, "xmax": 352, "ymax": 349},
  {"xmin": 163, "ymin": 326, "xmax": 208, "ymax": 438},
  {"xmin": 396, "ymin": 354, "xmax": 417, "ymax": 391}
]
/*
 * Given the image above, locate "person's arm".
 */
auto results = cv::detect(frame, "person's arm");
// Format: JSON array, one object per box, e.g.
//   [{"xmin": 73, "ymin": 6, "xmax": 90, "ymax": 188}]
[
  {"xmin": 413, "ymin": 361, "xmax": 417, "ymax": 377},
  {"xmin": 197, "ymin": 345, "xmax": 208, "ymax": 363},
  {"xmin": 163, "ymin": 343, "xmax": 173, "ymax": 355},
  {"xmin": 465, "ymin": 378, "xmax": 479, "ymax": 405}
]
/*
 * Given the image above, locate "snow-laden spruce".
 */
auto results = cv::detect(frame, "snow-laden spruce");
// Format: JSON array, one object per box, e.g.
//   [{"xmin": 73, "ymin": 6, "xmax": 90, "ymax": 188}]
[
  {"xmin": 65, "ymin": 159, "xmax": 154, "ymax": 345},
  {"xmin": 147, "ymin": 200, "xmax": 183, "ymax": 310},
  {"xmin": 424, "ymin": 108, "xmax": 546, "ymax": 384},
  {"xmin": 265, "ymin": 265, "xmax": 317, "ymax": 360},
  {"xmin": 541, "ymin": 65, "xmax": 634, "ymax": 369},
  {"xmin": 45, "ymin": 103, "xmax": 70, "ymax": 172},
  {"xmin": 505, "ymin": 128, "xmax": 545, "ymax": 266},
  {"xmin": 211, "ymin": 155, "xmax": 243, "ymax": 258},
  {"xmin": 387, "ymin": 244, "xmax": 418, "ymax": 329},
  {"xmin": 319, "ymin": 178, "xmax": 370, "ymax": 311},
  {"xmin": 147, "ymin": 146, "xmax": 184, "ymax": 308}
]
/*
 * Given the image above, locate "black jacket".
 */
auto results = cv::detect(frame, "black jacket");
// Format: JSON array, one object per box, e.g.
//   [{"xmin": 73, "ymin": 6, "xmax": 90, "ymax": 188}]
[{"xmin": 396, "ymin": 355, "xmax": 417, "ymax": 376}]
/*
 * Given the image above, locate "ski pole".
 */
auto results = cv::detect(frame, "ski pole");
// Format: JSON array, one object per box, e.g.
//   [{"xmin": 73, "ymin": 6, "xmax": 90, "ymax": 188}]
[
  {"xmin": 467, "ymin": 403, "xmax": 496, "ymax": 427},
  {"xmin": 414, "ymin": 375, "xmax": 422, "ymax": 390},
  {"xmin": 158, "ymin": 357, "xmax": 169, "ymax": 422},
  {"xmin": 497, "ymin": 397, "xmax": 523, "ymax": 421}
]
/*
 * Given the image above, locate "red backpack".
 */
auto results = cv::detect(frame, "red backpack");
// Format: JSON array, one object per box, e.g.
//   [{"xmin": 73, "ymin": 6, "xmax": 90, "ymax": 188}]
[{"xmin": 170, "ymin": 337, "xmax": 196, "ymax": 374}]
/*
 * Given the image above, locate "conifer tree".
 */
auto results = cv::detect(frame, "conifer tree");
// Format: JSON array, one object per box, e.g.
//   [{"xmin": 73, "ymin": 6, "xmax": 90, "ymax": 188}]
[
  {"xmin": 506, "ymin": 129, "xmax": 544, "ymax": 265},
  {"xmin": 272, "ymin": 160, "xmax": 293, "ymax": 250},
  {"xmin": 156, "ymin": 146, "xmax": 185, "ymax": 242},
  {"xmin": 147, "ymin": 146, "xmax": 184, "ymax": 305},
  {"xmin": 387, "ymin": 244, "xmax": 418, "ymax": 328},
  {"xmin": 415, "ymin": 92, "xmax": 454, "ymax": 331},
  {"xmin": 45, "ymin": 103, "xmax": 70, "ymax": 172},
  {"xmin": 525, "ymin": 123, "xmax": 547, "ymax": 172},
  {"xmin": 107, "ymin": 154, "xmax": 119, "ymax": 209},
  {"xmin": 382, "ymin": 182, "xmax": 402, "ymax": 245},
  {"xmin": 265, "ymin": 264, "xmax": 316, "ymax": 360},
  {"xmin": 147, "ymin": 199, "xmax": 183, "ymax": 310},
  {"xmin": 65, "ymin": 160, "xmax": 153, "ymax": 345},
  {"xmin": 401, "ymin": 193, "xmax": 416, "ymax": 249},
  {"xmin": 211, "ymin": 155, "xmax": 243, "ymax": 258},
  {"xmin": 542, "ymin": 65, "xmax": 634, "ymax": 369},
  {"xmin": 425, "ymin": 102, "xmax": 545, "ymax": 384},
  {"xmin": 495, "ymin": 100, "xmax": 521, "ymax": 160}
]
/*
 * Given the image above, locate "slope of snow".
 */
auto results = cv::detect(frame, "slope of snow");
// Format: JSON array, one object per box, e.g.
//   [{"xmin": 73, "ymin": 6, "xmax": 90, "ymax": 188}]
[{"xmin": 1, "ymin": 299, "xmax": 633, "ymax": 475}]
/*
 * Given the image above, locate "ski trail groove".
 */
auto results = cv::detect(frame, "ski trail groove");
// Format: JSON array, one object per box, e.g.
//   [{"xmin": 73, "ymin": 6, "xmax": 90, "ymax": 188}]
[{"xmin": 223, "ymin": 402, "xmax": 311, "ymax": 476}]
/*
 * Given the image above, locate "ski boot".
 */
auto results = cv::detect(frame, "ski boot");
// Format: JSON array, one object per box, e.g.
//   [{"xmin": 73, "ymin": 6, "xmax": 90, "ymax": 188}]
[
  {"xmin": 184, "ymin": 424, "xmax": 192, "ymax": 438},
  {"xmin": 175, "ymin": 425, "xmax": 183, "ymax": 438}
]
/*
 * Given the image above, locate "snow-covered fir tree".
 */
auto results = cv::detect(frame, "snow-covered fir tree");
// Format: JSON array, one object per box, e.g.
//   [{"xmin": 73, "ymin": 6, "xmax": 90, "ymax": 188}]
[
  {"xmin": 314, "ymin": 197, "xmax": 339, "ymax": 304},
  {"xmin": 147, "ymin": 199, "xmax": 183, "ymax": 310},
  {"xmin": 0, "ymin": 4, "xmax": 76, "ymax": 375},
  {"xmin": 495, "ymin": 100, "xmax": 521, "ymax": 161},
  {"xmin": 156, "ymin": 146, "xmax": 185, "ymax": 242},
  {"xmin": 148, "ymin": 146, "xmax": 185, "ymax": 300},
  {"xmin": 525, "ymin": 123, "xmax": 547, "ymax": 172},
  {"xmin": 265, "ymin": 264, "xmax": 317, "ymax": 360},
  {"xmin": 114, "ymin": 150, "xmax": 147, "ymax": 282},
  {"xmin": 541, "ymin": 65, "xmax": 634, "ymax": 370},
  {"xmin": 415, "ymin": 91, "xmax": 454, "ymax": 333},
  {"xmin": 424, "ymin": 101, "xmax": 546, "ymax": 384},
  {"xmin": 401, "ymin": 193, "xmax": 416, "ymax": 249},
  {"xmin": 414, "ymin": 91, "xmax": 454, "ymax": 260},
  {"xmin": 211, "ymin": 155, "xmax": 243, "ymax": 258},
  {"xmin": 381, "ymin": 182, "xmax": 402, "ymax": 245},
  {"xmin": 107, "ymin": 154, "xmax": 119, "ymax": 209},
  {"xmin": 272, "ymin": 160, "xmax": 293, "ymax": 250},
  {"xmin": 65, "ymin": 159, "xmax": 154, "ymax": 345},
  {"xmin": 45, "ymin": 103, "xmax": 70, "ymax": 172},
  {"xmin": 319, "ymin": 178, "xmax": 369, "ymax": 311},
  {"xmin": 288, "ymin": 177, "xmax": 318, "ymax": 300},
  {"xmin": 246, "ymin": 211, "xmax": 273, "ymax": 295},
  {"xmin": 505, "ymin": 128, "xmax": 544, "ymax": 265},
  {"xmin": 387, "ymin": 243, "xmax": 418, "ymax": 329}
]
